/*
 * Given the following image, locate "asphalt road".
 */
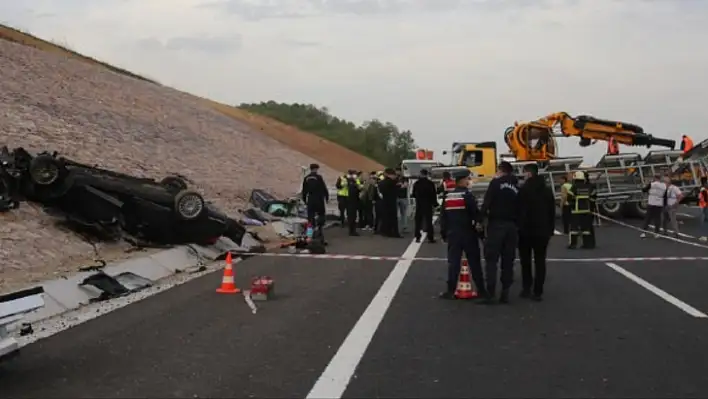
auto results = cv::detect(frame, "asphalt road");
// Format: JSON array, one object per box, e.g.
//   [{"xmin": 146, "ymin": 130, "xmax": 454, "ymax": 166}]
[{"xmin": 2, "ymin": 221, "xmax": 708, "ymax": 398}]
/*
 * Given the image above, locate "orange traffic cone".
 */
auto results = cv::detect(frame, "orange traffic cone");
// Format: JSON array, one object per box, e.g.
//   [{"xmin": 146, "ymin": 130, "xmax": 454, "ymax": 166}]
[
  {"xmin": 216, "ymin": 252, "xmax": 240, "ymax": 294},
  {"xmin": 454, "ymin": 259, "xmax": 478, "ymax": 299}
]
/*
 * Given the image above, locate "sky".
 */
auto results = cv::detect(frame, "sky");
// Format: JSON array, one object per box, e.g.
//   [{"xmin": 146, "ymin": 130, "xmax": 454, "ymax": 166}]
[{"xmin": 1, "ymin": 0, "xmax": 707, "ymax": 164}]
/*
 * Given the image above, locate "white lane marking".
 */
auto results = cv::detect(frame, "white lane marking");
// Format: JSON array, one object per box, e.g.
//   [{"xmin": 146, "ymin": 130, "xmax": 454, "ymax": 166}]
[
  {"xmin": 306, "ymin": 218, "xmax": 435, "ymax": 398},
  {"xmin": 604, "ymin": 262, "xmax": 708, "ymax": 318}
]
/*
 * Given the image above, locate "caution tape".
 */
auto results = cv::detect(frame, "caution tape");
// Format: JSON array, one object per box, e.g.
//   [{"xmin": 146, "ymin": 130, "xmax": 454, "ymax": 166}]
[
  {"xmin": 593, "ymin": 212, "xmax": 708, "ymax": 250},
  {"xmin": 234, "ymin": 251, "xmax": 708, "ymax": 262}
]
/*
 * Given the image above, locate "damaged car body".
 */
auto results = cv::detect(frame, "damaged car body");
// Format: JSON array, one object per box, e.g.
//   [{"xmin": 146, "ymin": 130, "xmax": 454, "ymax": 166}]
[{"xmin": 0, "ymin": 146, "xmax": 246, "ymax": 247}]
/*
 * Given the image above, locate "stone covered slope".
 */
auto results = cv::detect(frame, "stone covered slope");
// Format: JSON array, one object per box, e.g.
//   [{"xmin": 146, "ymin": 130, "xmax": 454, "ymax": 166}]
[{"xmin": 0, "ymin": 38, "xmax": 341, "ymax": 293}]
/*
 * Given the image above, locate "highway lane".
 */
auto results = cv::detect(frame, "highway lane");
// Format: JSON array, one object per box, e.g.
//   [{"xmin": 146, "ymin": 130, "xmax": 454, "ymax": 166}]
[
  {"xmin": 2, "ymin": 221, "xmax": 708, "ymax": 398},
  {"xmin": 345, "ymin": 225, "xmax": 708, "ymax": 398},
  {"xmin": 0, "ymin": 228, "xmax": 409, "ymax": 398}
]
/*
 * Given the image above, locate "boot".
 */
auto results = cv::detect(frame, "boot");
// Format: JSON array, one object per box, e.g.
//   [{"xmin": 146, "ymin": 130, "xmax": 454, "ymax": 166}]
[{"xmin": 499, "ymin": 289, "xmax": 510, "ymax": 304}]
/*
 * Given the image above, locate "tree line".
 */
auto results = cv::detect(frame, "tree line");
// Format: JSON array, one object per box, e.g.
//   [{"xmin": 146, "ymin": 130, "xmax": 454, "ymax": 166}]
[{"xmin": 238, "ymin": 101, "xmax": 418, "ymax": 167}]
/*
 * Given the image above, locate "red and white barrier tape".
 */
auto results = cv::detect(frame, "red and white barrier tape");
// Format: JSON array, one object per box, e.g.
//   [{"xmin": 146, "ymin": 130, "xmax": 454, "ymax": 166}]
[
  {"xmin": 234, "ymin": 252, "xmax": 708, "ymax": 262},
  {"xmin": 593, "ymin": 212, "xmax": 708, "ymax": 250}
]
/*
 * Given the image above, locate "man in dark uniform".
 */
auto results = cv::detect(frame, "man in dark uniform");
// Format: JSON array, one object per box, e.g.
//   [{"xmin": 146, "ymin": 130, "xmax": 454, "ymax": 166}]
[
  {"xmin": 439, "ymin": 170, "xmax": 485, "ymax": 300},
  {"xmin": 346, "ymin": 171, "xmax": 363, "ymax": 236},
  {"xmin": 480, "ymin": 161, "xmax": 520, "ymax": 304},
  {"xmin": 437, "ymin": 171, "xmax": 455, "ymax": 242},
  {"xmin": 378, "ymin": 168, "xmax": 402, "ymax": 238},
  {"xmin": 567, "ymin": 171, "xmax": 597, "ymax": 249},
  {"xmin": 301, "ymin": 163, "xmax": 329, "ymax": 232},
  {"xmin": 412, "ymin": 169, "xmax": 437, "ymax": 243}
]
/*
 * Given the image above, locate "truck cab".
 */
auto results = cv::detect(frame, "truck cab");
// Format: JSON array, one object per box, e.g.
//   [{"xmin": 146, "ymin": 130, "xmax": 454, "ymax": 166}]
[{"xmin": 443, "ymin": 141, "xmax": 498, "ymax": 179}]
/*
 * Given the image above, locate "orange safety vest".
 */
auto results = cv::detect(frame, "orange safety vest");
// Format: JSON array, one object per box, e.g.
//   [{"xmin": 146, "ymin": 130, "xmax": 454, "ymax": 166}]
[
  {"xmin": 683, "ymin": 136, "xmax": 694, "ymax": 153},
  {"xmin": 700, "ymin": 188, "xmax": 708, "ymax": 208},
  {"xmin": 607, "ymin": 137, "xmax": 619, "ymax": 155}
]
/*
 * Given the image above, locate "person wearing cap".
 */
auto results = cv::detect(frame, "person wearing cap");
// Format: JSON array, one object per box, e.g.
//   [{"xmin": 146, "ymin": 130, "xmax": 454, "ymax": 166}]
[
  {"xmin": 439, "ymin": 169, "xmax": 485, "ymax": 300},
  {"xmin": 567, "ymin": 170, "xmax": 597, "ymax": 249},
  {"xmin": 301, "ymin": 163, "xmax": 329, "ymax": 232},
  {"xmin": 345, "ymin": 169, "xmax": 364, "ymax": 236},
  {"xmin": 411, "ymin": 168, "xmax": 437, "ymax": 243},
  {"xmin": 480, "ymin": 160, "xmax": 520, "ymax": 304},
  {"xmin": 437, "ymin": 171, "xmax": 456, "ymax": 242},
  {"xmin": 378, "ymin": 168, "xmax": 403, "ymax": 238}
]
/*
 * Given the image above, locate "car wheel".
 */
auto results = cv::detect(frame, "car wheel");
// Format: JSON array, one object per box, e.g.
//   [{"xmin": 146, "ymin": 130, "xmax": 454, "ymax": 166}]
[
  {"xmin": 161, "ymin": 176, "xmax": 188, "ymax": 191},
  {"xmin": 174, "ymin": 190, "xmax": 205, "ymax": 220},
  {"xmin": 28, "ymin": 154, "xmax": 61, "ymax": 186}
]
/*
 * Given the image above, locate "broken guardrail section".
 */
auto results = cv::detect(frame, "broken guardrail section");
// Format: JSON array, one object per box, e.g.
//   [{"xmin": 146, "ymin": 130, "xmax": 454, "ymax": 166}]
[{"xmin": 0, "ymin": 286, "xmax": 45, "ymax": 360}]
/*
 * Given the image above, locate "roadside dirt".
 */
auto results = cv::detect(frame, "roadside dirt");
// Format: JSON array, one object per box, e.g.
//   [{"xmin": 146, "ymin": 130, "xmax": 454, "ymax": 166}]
[{"xmin": 0, "ymin": 38, "xmax": 348, "ymax": 294}]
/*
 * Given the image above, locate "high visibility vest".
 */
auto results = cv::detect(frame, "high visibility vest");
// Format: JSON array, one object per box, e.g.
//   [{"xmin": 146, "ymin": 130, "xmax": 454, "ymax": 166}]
[
  {"xmin": 607, "ymin": 137, "xmax": 619, "ymax": 155},
  {"xmin": 700, "ymin": 188, "xmax": 708, "ymax": 208},
  {"xmin": 569, "ymin": 183, "xmax": 593, "ymax": 214},
  {"xmin": 338, "ymin": 176, "xmax": 362, "ymax": 197},
  {"xmin": 683, "ymin": 136, "xmax": 694, "ymax": 153},
  {"xmin": 443, "ymin": 179, "xmax": 455, "ymax": 192}
]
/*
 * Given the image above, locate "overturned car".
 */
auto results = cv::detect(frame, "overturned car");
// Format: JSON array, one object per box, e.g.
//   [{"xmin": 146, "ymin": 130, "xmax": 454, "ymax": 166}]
[{"xmin": 0, "ymin": 146, "xmax": 245, "ymax": 246}]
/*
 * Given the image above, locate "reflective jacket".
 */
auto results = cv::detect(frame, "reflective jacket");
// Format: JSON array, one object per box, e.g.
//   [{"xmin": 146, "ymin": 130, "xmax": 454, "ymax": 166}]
[
  {"xmin": 442, "ymin": 187, "xmax": 480, "ymax": 234},
  {"xmin": 568, "ymin": 181, "xmax": 596, "ymax": 214}
]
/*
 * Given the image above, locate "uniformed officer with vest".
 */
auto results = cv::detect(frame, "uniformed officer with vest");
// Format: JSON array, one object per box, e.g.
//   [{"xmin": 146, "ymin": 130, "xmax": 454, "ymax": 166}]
[
  {"xmin": 335, "ymin": 170, "xmax": 357, "ymax": 226},
  {"xmin": 301, "ymin": 163, "xmax": 329, "ymax": 232},
  {"xmin": 439, "ymin": 170, "xmax": 486, "ymax": 300},
  {"xmin": 437, "ymin": 171, "xmax": 456, "ymax": 242},
  {"xmin": 345, "ymin": 170, "xmax": 363, "ymax": 236},
  {"xmin": 567, "ymin": 171, "xmax": 597, "ymax": 249}
]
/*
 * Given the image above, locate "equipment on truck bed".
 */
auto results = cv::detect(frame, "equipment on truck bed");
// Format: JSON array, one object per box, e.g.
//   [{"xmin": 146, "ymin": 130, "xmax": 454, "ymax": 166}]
[{"xmin": 504, "ymin": 112, "xmax": 676, "ymax": 162}]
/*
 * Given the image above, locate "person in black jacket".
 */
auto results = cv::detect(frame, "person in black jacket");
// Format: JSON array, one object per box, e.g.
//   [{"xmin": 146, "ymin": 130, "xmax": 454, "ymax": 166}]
[
  {"xmin": 301, "ymin": 163, "xmax": 329, "ymax": 230},
  {"xmin": 480, "ymin": 160, "xmax": 520, "ymax": 304},
  {"xmin": 378, "ymin": 168, "xmax": 402, "ymax": 238},
  {"xmin": 411, "ymin": 169, "xmax": 437, "ymax": 243},
  {"xmin": 517, "ymin": 163, "xmax": 555, "ymax": 301}
]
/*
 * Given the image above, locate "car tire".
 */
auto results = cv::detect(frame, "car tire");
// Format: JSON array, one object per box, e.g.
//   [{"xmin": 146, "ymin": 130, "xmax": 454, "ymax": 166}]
[
  {"xmin": 28, "ymin": 154, "xmax": 62, "ymax": 186},
  {"xmin": 174, "ymin": 190, "xmax": 205, "ymax": 220},
  {"xmin": 598, "ymin": 201, "xmax": 623, "ymax": 219},
  {"xmin": 161, "ymin": 176, "xmax": 188, "ymax": 192}
]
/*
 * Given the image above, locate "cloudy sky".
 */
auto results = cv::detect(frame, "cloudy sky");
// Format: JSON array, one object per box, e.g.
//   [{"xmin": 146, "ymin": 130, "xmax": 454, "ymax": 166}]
[{"xmin": 1, "ymin": 0, "xmax": 706, "ymax": 163}]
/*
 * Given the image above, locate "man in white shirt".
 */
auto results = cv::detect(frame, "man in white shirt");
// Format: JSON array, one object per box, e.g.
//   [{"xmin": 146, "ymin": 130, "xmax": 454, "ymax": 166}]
[
  {"xmin": 661, "ymin": 175, "xmax": 683, "ymax": 238},
  {"xmin": 640, "ymin": 175, "xmax": 666, "ymax": 238}
]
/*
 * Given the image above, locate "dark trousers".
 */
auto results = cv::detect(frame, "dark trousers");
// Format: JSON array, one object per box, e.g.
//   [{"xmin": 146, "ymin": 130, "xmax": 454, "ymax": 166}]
[
  {"xmin": 380, "ymin": 201, "xmax": 399, "ymax": 237},
  {"xmin": 519, "ymin": 234, "xmax": 550, "ymax": 296},
  {"xmin": 439, "ymin": 211, "xmax": 447, "ymax": 240},
  {"xmin": 414, "ymin": 204, "xmax": 434, "ymax": 240},
  {"xmin": 561, "ymin": 205, "xmax": 571, "ymax": 234},
  {"xmin": 641, "ymin": 205, "xmax": 662, "ymax": 233},
  {"xmin": 337, "ymin": 195, "xmax": 347, "ymax": 225},
  {"xmin": 306, "ymin": 201, "xmax": 325, "ymax": 228},
  {"xmin": 483, "ymin": 220, "xmax": 518, "ymax": 294},
  {"xmin": 374, "ymin": 201, "xmax": 383, "ymax": 232},
  {"xmin": 361, "ymin": 201, "xmax": 374, "ymax": 228},
  {"xmin": 347, "ymin": 199, "xmax": 360, "ymax": 234},
  {"xmin": 568, "ymin": 212, "xmax": 595, "ymax": 248},
  {"xmin": 446, "ymin": 232, "xmax": 484, "ymax": 293}
]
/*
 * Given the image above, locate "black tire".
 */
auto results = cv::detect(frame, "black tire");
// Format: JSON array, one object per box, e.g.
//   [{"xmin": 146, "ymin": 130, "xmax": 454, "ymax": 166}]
[
  {"xmin": 28, "ymin": 154, "xmax": 62, "ymax": 186},
  {"xmin": 174, "ymin": 190, "xmax": 205, "ymax": 220},
  {"xmin": 161, "ymin": 176, "xmax": 188, "ymax": 191},
  {"xmin": 598, "ymin": 201, "xmax": 623, "ymax": 219}
]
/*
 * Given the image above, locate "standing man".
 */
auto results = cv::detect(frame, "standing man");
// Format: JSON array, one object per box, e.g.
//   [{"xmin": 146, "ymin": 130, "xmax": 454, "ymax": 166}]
[
  {"xmin": 681, "ymin": 134, "xmax": 694, "ymax": 154},
  {"xmin": 517, "ymin": 163, "xmax": 555, "ymax": 301},
  {"xmin": 373, "ymin": 171, "xmax": 385, "ymax": 234},
  {"xmin": 566, "ymin": 171, "xmax": 597, "ymax": 249},
  {"xmin": 412, "ymin": 169, "xmax": 437, "ymax": 243},
  {"xmin": 378, "ymin": 168, "xmax": 402, "ymax": 238},
  {"xmin": 607, "ymin": 136, "xmax": 619, "ymax": 155},
  {"xmin": 560, "ymin": 175, "xmax": 572, "ymax": 234},
  {"xmin": 480, "ymin": 161, "xmax": 519, "ymax": 304},
  {"xmin": 335, "ymin": 171, "xmax": 353, "ymax": 227},
  {"xmin": 301, "ymin": 163, "xmax": 329, "ymax": 232},
  {"xmin": 439, "ymin": 170, "xmax": 485, "ymax": 300},
  {"xmin": 360, "ymin": 171, "xmax": 378, "ymax": 231},
  {"xmin": 438, "ymin": 171, "xmax": 456, "ymax": 242},
  {"xmin": 699, "ymin": 177, "xmax": 708, "ymax": 242},
  {"xmin": 661, "ymin": 175, "xmax": 683, "ymax": 238},
  {"xmin": 346, "ymin": 170, "xmax": 363, "ymax": 236},
  {"xmin": 395, "ymin": 167, "xmax": 410, "ymax": 234},
  {"xmin": 640, "ymin": 174, "xmax": 666, "ymax": 238}
]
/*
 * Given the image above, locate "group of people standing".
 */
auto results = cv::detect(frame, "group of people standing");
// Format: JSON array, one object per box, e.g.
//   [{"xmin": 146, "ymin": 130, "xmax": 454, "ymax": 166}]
[{"xmin": 440, "ymin": 161, "xmax": 556, "ymax": 304}]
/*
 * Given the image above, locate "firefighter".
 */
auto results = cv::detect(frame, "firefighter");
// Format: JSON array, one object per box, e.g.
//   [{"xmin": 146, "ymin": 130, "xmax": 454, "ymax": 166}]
[
  {"xmin": 437, "ymin": 171, "xmax": 456, "ymax": 242},
  {"xmin": 567, "ymin": 171, "xmax": 597, "ymax": 249},
  {"xmin": 345, "ymin": 170, "xmax": 363, "ymax": 236},
  {"xmin": 607, "ymin": 136, "xmax": 619, "ymax": 155},
  {"xmin": 301, "ymin": 163, "xmax": 329, "ymax": 232},
  {"xmin": 411, "ymin": 168, "xmax": 437, "ymax": 243},
  {"xmin": 681, "ymin": 135, "xmax": 694, "ymax": 154},
  {"xmin": 439, "ymin": 170, "xmax": 485, "ymax": 300}
]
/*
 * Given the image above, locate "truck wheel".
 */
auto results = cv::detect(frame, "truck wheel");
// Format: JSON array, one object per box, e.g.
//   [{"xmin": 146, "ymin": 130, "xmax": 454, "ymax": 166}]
[
  {"xmin": 174, "ymin": 190, "xmax": 205, "ymax": 220},
  {"xmin": 161, "ymin": 176, "xmax": 188, "ymax": 191},
  {"xmin": 28, "ymin": 154, "xmax": 61, "ymax": 186},
  {"xmin": 599, "ymin": 201, "xmax": 623, "ymax": 219}
]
